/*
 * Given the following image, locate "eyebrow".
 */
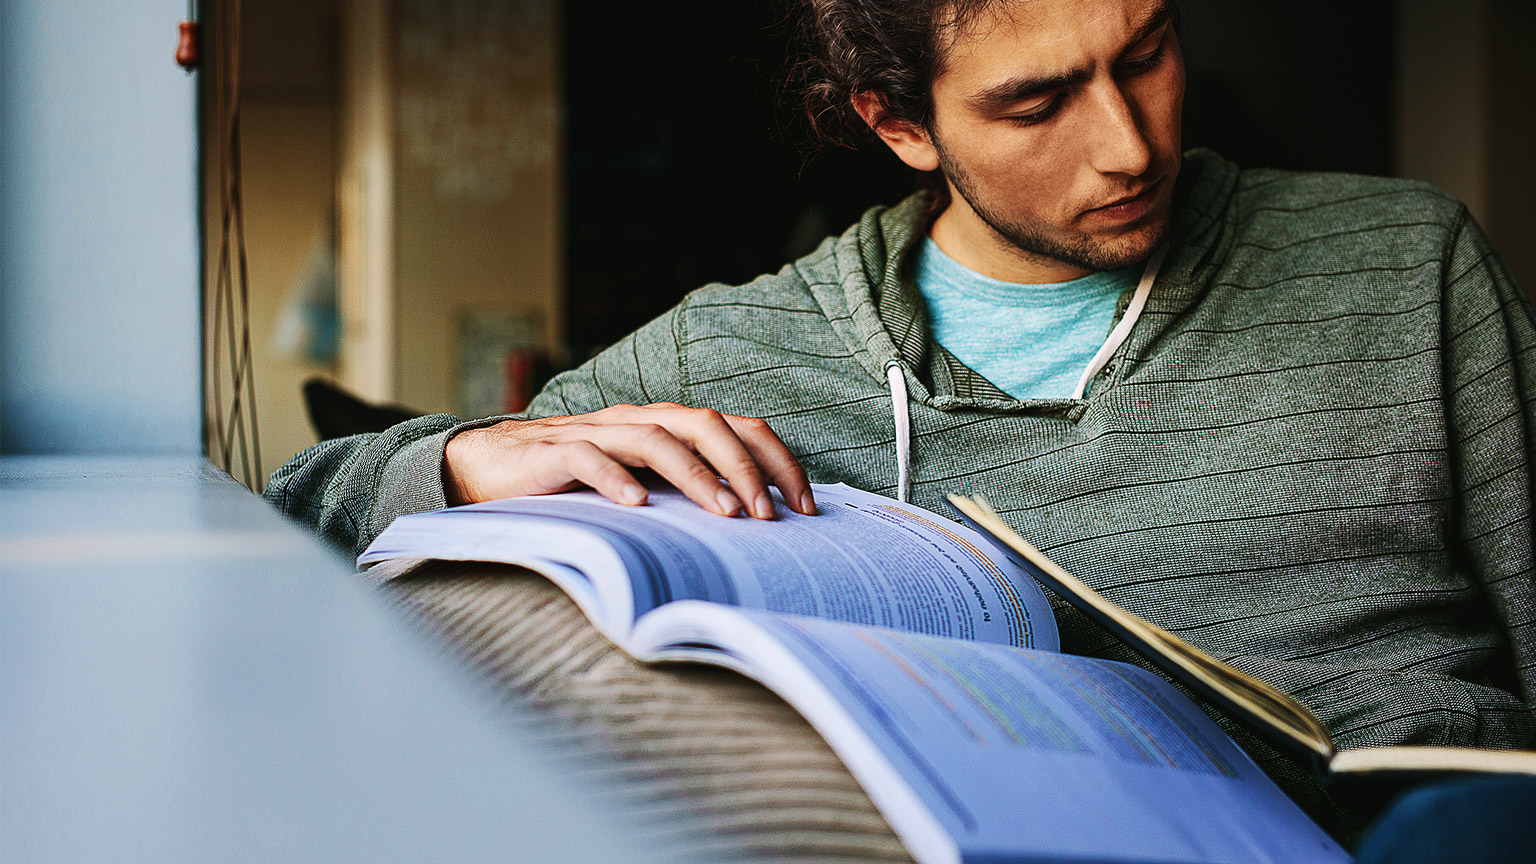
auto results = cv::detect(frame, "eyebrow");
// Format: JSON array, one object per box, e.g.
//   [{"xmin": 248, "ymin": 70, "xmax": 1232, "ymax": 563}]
[{"xmin": 967, "ymin": 1, "xmax": 1174, "ymax": 110}]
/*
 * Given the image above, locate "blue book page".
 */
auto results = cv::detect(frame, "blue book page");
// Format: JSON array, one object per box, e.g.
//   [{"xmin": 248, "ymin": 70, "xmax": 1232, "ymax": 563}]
[
  {"xmin": 358, "ymin": 500, "xmax": 689, "ymax": 633},
  {"xmin": 619, "ymin": 483, "xmax": 1057, "ymax": 650},
  {"xmin": 449, "ymin": 498, "xmax": 740, "ymax": 617},
  {"xmin": 411, "ymin": 484, "xmax": 1057, "ymax": 649},
  {"xmin": 729, "ymin": 611, "xmax": 1347, "ymax": 864}
]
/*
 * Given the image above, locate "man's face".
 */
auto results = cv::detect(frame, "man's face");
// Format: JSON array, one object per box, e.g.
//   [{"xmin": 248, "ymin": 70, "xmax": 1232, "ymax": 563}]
[{"xmin": 884, "ymin": 0, "xmax": 1185, "ymax": 279}]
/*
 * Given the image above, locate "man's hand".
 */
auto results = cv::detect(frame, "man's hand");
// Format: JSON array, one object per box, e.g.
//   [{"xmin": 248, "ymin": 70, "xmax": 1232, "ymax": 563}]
[{"xmin": 443, "ymin": 403, "xmax": 816, "ymax": 519}]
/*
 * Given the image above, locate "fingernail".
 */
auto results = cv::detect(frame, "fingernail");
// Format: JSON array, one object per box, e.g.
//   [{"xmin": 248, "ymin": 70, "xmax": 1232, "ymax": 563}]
[
  {"xmin": 754, "ymin": 492, "xmax": 774, "ymax": 519},
  {"xmin": 622, "ymin": 484, "xmax": 647, "ymax": 505},
  {"xmin": 799, "ymin": 491, "xmax": 817, "ymax": 515},
  {"xmin": 716, "ymin": 487, "xmax": 742, "ymax": 516}
]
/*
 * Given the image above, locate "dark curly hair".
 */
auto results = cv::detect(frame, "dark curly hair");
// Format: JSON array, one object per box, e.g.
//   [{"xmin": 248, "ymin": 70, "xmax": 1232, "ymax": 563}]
[
  {"xmin": 789, "ymin": 0, "xmax": 997, "ymax": 149},
  {"xmin": 788, "ymin": 0, "xmax": 1180, "ymax": 150}
]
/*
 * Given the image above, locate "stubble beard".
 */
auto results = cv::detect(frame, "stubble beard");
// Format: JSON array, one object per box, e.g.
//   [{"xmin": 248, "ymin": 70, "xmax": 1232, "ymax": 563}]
[{"xmin": 932, "ymin": 137, "xmax": 1171, "ymax": 274}]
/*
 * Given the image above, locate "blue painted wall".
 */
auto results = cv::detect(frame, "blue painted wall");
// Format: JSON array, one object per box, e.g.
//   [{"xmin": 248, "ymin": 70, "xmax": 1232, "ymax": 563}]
[{"xmin": 0, "ymin": 0, "xmax": 201, "ymax": 454}]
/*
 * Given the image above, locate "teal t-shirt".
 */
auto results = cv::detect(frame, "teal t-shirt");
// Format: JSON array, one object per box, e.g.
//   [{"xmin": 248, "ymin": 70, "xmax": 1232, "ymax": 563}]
[{"xmin": 913, "ymin": 238, "xmax": 1138, "ymax": 399}]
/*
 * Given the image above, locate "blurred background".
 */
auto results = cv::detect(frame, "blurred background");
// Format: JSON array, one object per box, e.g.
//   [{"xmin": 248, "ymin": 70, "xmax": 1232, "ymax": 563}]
[{"xmin": 223, "ymin": 0, "xmax": 1534, "ymax": 480}]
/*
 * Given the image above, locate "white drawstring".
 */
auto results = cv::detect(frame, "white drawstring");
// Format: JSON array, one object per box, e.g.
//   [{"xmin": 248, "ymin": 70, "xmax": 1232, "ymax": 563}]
[
  {"xmin": 885, "ymin": 359, "xmax": 911, "ymax": 503},
  {"xmin": 1072, "ymin": 244, "xmax": 1167, "ymax": 399}
]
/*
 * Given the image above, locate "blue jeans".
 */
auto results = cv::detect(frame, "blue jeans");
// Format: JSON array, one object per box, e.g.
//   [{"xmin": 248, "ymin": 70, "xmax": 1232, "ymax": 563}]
[{"xmin": 1353, "ymin": 776, "xmax": 1536, "ymax": 863}]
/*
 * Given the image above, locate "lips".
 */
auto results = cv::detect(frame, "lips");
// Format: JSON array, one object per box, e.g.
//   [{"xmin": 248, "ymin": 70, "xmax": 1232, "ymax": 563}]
[
  {"xmin": 1091, "ymin": 177, "xmax": 1160, "ymax": 210},
  {"xmin": 1101, "ymin": 185, "xmax": 1153, "ymax": 209},
  {"xmin": 1083, "ymin": 177, "xmax": 1164, "ymax": 223}
]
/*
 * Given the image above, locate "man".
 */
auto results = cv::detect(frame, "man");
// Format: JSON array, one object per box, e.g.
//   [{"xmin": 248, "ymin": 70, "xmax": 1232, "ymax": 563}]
[{"xmin": 267, "ymin": 0, "xmax": 1534, "ymax": 845}]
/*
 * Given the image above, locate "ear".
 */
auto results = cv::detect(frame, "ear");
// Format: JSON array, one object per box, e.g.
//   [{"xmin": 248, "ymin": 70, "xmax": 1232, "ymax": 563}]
[{"xmin": 852, "ymin": 91, "xmax": 940, "ymax": 173}]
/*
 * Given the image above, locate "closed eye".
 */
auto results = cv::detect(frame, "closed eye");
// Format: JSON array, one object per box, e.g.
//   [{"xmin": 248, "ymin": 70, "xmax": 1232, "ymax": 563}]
[
  {"xmin": 1005, "ymin": 91, "xmax": 1067, "ymax": 126},
  {"xmin": 1119, "ymin": 26, "xmax": 1170, "ymax": 75}
]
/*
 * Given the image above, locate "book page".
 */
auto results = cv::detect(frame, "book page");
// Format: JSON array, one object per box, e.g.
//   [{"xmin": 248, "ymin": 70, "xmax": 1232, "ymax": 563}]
[
  {"xmin": 366, "ymin": 484, "xmax": 1057, "ymax": 649},
  {"xmin": 616, "ymin": 483, "xmax": 1057, "ymax": 649},
  {"xmin": 646, "ymin": 607, "xmax": 1347, "ymax": 864},
  {"xmin": 359, "ymin": 506, "xmax": 645, "ymax": 636},
  {"xmin": 1329, "ymin": 745, "xmax": 1536, "ymax": 778}
]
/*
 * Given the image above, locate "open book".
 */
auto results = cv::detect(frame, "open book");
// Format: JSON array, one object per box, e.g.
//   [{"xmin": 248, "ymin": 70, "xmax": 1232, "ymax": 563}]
[
  {"xmin": 361, "ymin": 484, "xmax": 1349, "ymax": 864},
  {"xmin": 946, "ymin": 494, "xmax": 1536, "ymax": 783}
]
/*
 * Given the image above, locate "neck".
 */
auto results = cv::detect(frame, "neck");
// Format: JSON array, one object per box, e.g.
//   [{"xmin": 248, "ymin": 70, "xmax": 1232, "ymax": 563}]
[{"xmin": 928, "ymin": 194, "xmax": 1095, "ymax": 285}]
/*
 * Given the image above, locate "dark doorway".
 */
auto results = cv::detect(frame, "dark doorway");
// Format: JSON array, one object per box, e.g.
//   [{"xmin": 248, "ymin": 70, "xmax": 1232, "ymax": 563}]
[{"xmin": 561, "ymin": 0, "xmax": 914, "ymax": 363}]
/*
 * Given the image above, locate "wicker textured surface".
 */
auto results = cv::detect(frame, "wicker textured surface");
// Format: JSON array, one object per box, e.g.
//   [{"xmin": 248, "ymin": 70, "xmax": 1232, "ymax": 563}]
[{"xmin": 383, "ymin": 560, "xmax": 915, "ymax": 863}]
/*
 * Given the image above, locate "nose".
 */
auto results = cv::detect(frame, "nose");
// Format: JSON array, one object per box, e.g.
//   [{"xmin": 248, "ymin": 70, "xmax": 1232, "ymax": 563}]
[{"xmin": 1086, "ymin": 82, "xmax": 1153, "ymax": 178}]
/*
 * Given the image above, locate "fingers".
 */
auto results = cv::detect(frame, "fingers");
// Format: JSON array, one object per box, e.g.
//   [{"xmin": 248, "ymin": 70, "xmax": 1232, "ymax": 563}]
[
  {"xmin": 577, "ymin": 423, "xmax": 748, "ymax": 517},
  {"xmin": 559, "ymin": 440, "xmax": 650, "ymax": 507},
  {"xmin": 445, "ymin": 405, "xmax": 815, "ymax": 518},
  {"xmin": 666, "ymin": 410, "xmax": 776, "ymax": 519},
  {"xmin": 608, "ymin": 406, "xmax": 814, "ymax": 518},
  {"xmin": 721, "ymin": 414, "xmax": 816, "ymax": 516}
]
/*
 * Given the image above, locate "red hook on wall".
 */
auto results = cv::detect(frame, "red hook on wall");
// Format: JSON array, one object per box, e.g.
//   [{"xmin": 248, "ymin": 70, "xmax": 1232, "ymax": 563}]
[{"xmin": 176, "ymin": 0, "xmax": 199, "ymax": 70}]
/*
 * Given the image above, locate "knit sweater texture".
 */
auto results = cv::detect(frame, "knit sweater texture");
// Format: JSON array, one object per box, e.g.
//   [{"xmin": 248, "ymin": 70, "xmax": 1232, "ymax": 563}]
[{"xmin": 265, "ymin": 149, "xmax": 1536, "ymax": 834}]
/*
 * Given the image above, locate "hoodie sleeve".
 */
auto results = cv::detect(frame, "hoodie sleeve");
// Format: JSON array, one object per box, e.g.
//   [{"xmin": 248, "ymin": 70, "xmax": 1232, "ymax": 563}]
[
  {"xmin": 1432, "ymin": 207, "xmax": 1536, "ymax": 748},
  {"xmin": 263, "ymin": 305, "xmax": 687, "ymax": 557}
]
